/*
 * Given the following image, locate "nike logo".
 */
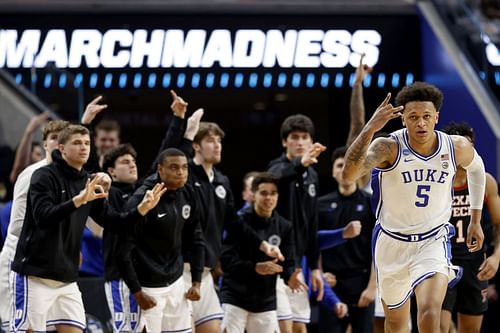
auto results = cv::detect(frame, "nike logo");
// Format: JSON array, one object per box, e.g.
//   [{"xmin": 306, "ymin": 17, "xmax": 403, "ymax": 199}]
[
  {"xmin": 122, "ymin": 194, "xmax": 129, "ymax": 199},
  {"xmin": 404, "ymin": 158, "xmax": 414, "ymax": 162},
  {"xmin": 194, "ymin": 182, "xmax": 201, "ymax": 187},
  {"xmin": 157, "ymin": 213, "xmax": 167, "ymax": 218}
]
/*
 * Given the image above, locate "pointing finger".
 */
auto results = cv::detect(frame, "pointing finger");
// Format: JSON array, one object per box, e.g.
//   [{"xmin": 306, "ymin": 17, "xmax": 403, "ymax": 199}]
[
  {"xmin": 378, "ymin": 93, "xmax": 391, "ymax": 109},
  {"xmin": 89, "ymin": 95, "xmax": 103, "ymax": 105},
  {"xmin": 170, "ymin": 90, "xmax": 178, "ymax": 100}
]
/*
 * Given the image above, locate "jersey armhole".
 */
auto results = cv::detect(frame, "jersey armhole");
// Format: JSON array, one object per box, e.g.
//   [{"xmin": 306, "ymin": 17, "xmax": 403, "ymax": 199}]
[{"xmin": 374, "ymin": 134, "xmax": 401, "ymax": 172}]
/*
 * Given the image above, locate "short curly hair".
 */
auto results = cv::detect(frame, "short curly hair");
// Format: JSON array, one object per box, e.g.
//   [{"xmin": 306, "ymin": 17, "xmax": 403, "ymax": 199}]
[
  {"xmin": 280, "ymin": 114, "xmax": 315, "ymax": 140},
  {"xmin": 395, "ymin": 82, "xmax": 444, "ymax": 112},
  {"xmin": 102, "ymin": 143, "xmax": 137, "ymax": 171}
]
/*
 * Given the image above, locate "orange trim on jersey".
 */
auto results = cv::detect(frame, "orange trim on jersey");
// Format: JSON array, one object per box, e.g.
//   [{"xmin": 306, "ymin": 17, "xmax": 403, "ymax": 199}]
[{"xmin": 453, "ymin": 181, "xmax": 488, "ymax": 204}]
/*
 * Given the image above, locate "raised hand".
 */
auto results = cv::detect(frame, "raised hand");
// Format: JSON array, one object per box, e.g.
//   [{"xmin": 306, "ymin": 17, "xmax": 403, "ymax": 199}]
[
  {"xmin": 137, "ymin": 182, "xmax": 167, "ymax": 216},
  {"xmin": 27, "ymin": 111, "xmax": 50, "ymax": 134},
  {"xmin": 81, "ymin": 96, "xmax": 108, "ymax": 125},
  {"xmin": 255, "ymin": 259, "xmax": 283, "ymax": 275},
  {"xmin": 366, "ymin": 93, "xmax": 404, "ymax": 133},
  {"xmin": 354, "ymin": 53, "xmax": 373, "ymax": 85},
  {"xmin": 73, "ymin": 177, "xmax": 109, "ymax": 208},
  {"xmin": 92, "ymin": 172, "xmax": 112, "ymax": 193},
  {"xmin": 301, "ymin": 142, "xmax": 327, "ymax": 167},
  {"xmin": 170, "ymin": 90, "xmax": 188, "ymax": 118},
  {"xmin": 184, "ymin": 108, "xmax": 204, "ymax": 140},
  {"xmin": 342, "ymin": 220, "xmax": 362, "ymax": 239}
]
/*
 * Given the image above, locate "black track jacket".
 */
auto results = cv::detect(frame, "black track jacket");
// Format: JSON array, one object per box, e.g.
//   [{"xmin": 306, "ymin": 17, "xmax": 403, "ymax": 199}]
[
  {"xmin": 12, "ymin": 150, "xmax": 140, "ymax": 282},
  {"xmin": 118, "ymin": 173, "xmax": 205, "ymax": 294},
  {"xmin": 268, "ymin": 154, "xmax": 320, "ymax": 269},
  {"xmin": 220, "ymin": 208, "xmax": 295, "ymax": 312}
]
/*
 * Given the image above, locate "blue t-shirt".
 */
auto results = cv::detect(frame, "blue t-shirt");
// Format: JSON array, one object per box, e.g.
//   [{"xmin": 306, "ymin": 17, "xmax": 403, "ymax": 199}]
[
  {"xmin": 79, "ymin": 226, "xmax": 104, "ymax": 277},
  {"xmin": 0, "ymin": 201, "xmax": 12, "ymax": 247}
]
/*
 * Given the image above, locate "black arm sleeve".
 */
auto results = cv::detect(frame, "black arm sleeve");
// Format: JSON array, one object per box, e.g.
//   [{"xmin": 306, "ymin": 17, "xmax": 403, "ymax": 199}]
[
  {"xmin": 147, "ymin": 115, "xmax": 186, "ymax": 175},
  {"xmin": 89, "ymin": 198, "xmax": 141, "ymax": 234},
  {"xmin": 82, "ymin": 123, "xmax": 101, "ymax": 173},
  {"xmin": 281, "ymin": 224, "xmax": 297, "ymax": 283},
  {"xmin": 30, "ymin": 169, "xmax": 78, "ymax": 229},
  {"xmin": 116, "ymin": 220, "xmax": 142, "ymax": 294},
  {"xmin": 223, "ymin": 185, "xmax": 265, "ymax": 250},
  {"xmin": 220, "ymin": 226, "xmax": 254, "ymax": 275},
  {"xmin": 183, "ymin": 200, "xmax": 205, "ymax": 283}
]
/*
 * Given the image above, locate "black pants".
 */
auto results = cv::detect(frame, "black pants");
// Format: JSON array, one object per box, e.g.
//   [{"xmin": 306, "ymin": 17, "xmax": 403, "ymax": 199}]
[{"xmin": 318, "ymin": 273, "xmax": 374, "ymax": 333}]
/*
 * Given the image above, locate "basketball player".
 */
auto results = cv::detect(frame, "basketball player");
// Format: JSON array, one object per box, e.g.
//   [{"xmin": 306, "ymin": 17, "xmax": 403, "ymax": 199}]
[{"xmin": 342, "ymin": 82, "xmax": 486, "ymax": 333}]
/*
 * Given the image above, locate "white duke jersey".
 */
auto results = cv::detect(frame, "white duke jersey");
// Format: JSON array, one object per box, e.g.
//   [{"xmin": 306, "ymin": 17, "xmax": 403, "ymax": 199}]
[{"xmin": 371, "ymin": 129, "xmax": 457, "ymax": 234}]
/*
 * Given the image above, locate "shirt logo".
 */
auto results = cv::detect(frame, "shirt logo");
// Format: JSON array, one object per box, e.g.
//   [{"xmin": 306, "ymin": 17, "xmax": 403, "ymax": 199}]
[
  {"xmin": 330, "ymin": 202, "xmax": 338, "ymax": 210},
  {"xmin": 308, "ymin": 184, "xmax": 316, "ymax": 197},
  {"xmin": 404, "ymin": 157, "xmax": 414, "ymax": 162},
  {"xmin": 215, "ymin": 185, "xmax": 227, "ymax": 199},
  {"xmin": 157, "ymin": 212, "xmax": 167, "ymax": 218},
  {"xmin": 194, "ymin": 181, "xmax": 201, "ymax": 187},
  {"xmin": 356, "ymin": 204, "xmax": 364, "ymax": 212},
  {"xmin": 182, "ymin": 205, "xmax": 191, "ymax": 219},
  {"xmin": 268, "ymin": 234, "xmax": 281, "ymax": 247}
]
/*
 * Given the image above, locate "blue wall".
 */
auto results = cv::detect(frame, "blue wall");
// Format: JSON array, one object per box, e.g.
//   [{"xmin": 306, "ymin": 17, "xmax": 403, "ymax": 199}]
[{"xmin": 419, "ymin": 10, "xmax": 497, "ymax": 178}]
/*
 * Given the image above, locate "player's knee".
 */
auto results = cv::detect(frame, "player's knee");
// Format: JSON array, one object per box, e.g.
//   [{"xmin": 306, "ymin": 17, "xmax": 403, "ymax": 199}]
[
  {"xmin": 385, "ymin": 313, "xmax": 411, "ymax": 333},
  {"xmin": 418, "ymin": 307, "xmax": 441, "ymax": 330}
]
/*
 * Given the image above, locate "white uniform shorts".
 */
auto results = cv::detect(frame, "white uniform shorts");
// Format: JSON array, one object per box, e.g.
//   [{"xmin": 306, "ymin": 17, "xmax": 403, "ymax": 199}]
[
  {"xmin": 221, "ymin": 303, "xmax": 279, "ymax": 333},
  {"xmin": 373, "ymin": 290, "xmax": 385, "ymax": 318},
  {"xmin": 183, "ymin": 264, "xmax": 224, "ymax": 326},
  {"xmin": 105, "ymin": 279, "xmax": 139, "ymax": 333},
  {"xmin": 0, "ymin": 250, "xmax": 13, "ymax": 331},
  {"xmin": 276, "ymin": 273, "xmax": 310, "ymax": 323},
  {"xmin": 137, "ymin": 275, "xmax": 192, "ymax": 333},
  {"xmin": 373, "ymin": 223, "xmax": 461, "ymax": 310},
  {"xmin": 12, "ymin": 275, "xmax": 86, "ymax": 332}
]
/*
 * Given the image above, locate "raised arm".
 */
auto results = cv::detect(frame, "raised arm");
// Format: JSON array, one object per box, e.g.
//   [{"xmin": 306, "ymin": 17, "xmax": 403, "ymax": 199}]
[
  {"xmin": 453, "ymin": 135, "xmax": 486, "ymax": 252},
  {"xmin": 346, "ymin": 53, "xmax": 372, "ymax": 147},
  {"xmin": 81, "ymin": 96, "xmax": 108, "ymax": 173},
  {"xmin": 9, "ymin": 111, "xmax": 50, "ymax": 183},
  {"xmin": 342, "ymin": 93, "xmax": 402, "ymax": 183}
]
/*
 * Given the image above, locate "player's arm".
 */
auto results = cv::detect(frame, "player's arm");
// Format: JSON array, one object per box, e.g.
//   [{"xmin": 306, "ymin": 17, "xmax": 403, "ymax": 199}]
[
  {"xmin": 343, "ymin": 136, "xmax": 396, "ymax": 183},
  {"xmin": 478, "ymin": 173, "xmax": 500, "ymax": 280},
  {"xmin": 346, "ymin": 53, "xmax": 371, "ymax": 147},
  {"xmin": 453, "ymin": 135, "xmax": 486, "ymax": 252},
  {"xmin": 342, "ymin": 93, "xmax": 402, "ymax": 183}
]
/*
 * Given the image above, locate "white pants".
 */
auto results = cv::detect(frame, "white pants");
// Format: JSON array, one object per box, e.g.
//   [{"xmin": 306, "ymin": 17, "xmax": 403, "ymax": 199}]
[
  {"xmin": 183, "ymin": 264, "xmax": 223, "ymax": 326},
  {"xmin": 221, "ymin": 303, "xmax": 278, "ymax": 333},
  {"xmin": 105, "ymin": 279, "xmax": 139, "ymax": 333},
  {"xmin": 0, "ymin": 250, "xmax": 13, "ymax": 331},
  {"xmin": 137, "ymin": 276, "xmax": 192, "ymax": 333},
  {"xmin": 12, "ymin": 275, "xmax": 86, "ymax": 332},
  {"xmin": 276, "ymin": 273, "xmax": 310, "ymax": 323}
]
